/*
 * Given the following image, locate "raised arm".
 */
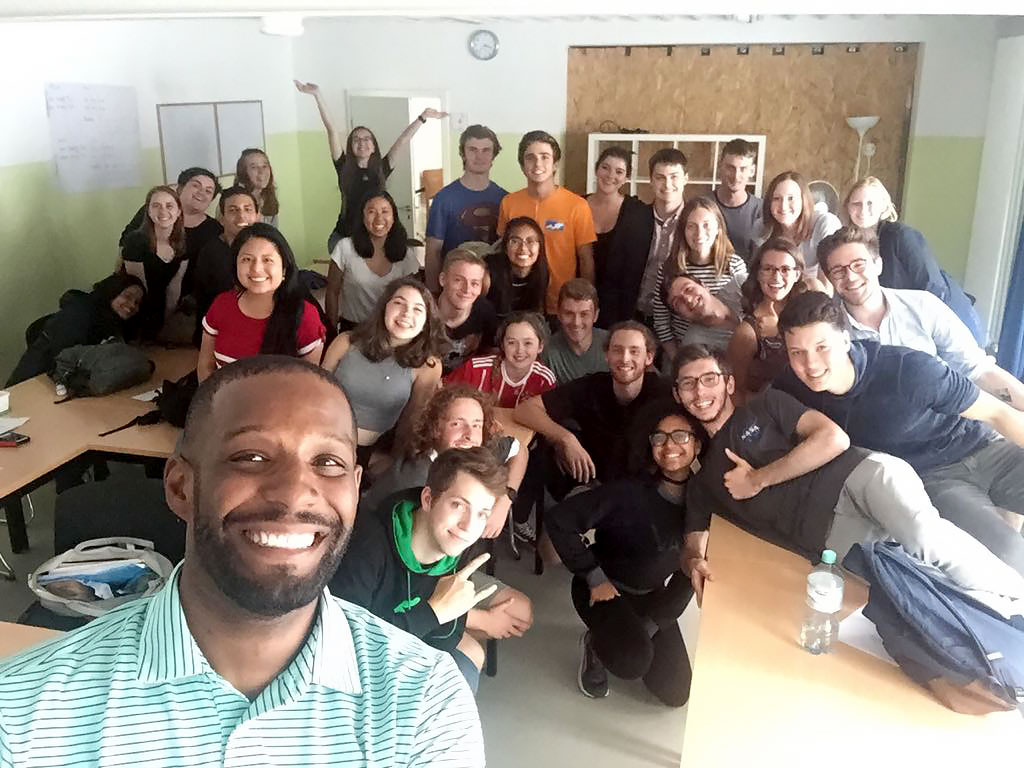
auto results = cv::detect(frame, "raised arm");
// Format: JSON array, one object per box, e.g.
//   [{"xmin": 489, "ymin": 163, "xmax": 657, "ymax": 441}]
[
  {"xmin": 384, "ymin": 108, "xmax": 448, "ymax": 168},
  {"xmin": 294, "ymin": 80, "xmax": 343, "ymax": 162},
  {"xmin": 723, "ymin": 408, "xmax": 850, "ymax": 500}
]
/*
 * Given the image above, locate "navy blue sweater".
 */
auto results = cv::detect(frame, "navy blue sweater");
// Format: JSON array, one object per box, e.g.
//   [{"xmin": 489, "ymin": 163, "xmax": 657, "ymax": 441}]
[{"xmin": 774, "ymin": 340, "xmax": 990, "ymax": 473}]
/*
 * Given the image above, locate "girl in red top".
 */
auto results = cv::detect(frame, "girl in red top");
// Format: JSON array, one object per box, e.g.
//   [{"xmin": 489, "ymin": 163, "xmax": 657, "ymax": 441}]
[
  {"xmin": 446, "ymin": 311, "xmax": 556, "ymax": 408},
  {"xmin": 199, "ymin": 223, "xmax": 325, "ymax": 381}
]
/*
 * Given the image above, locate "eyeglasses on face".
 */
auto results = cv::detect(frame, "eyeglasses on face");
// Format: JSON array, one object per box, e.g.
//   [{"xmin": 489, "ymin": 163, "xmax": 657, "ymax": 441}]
[
  {"xmin": 759, "ymin": 265, "xmax": 797, "ymax": 278},
  {"xmin": 508, "ymin": 236, "xmax": 541, "ymax": 249},
  {"xmin": 649, "ymin": 429, "xmax": 696, "ymax": 447},
  {"xmin": 676, "ymin": 371, "xmax": 724, "ymax": 391},
  {"xmin": 826, "ymin": 258, "xmax": 869, "ymax": 282}
]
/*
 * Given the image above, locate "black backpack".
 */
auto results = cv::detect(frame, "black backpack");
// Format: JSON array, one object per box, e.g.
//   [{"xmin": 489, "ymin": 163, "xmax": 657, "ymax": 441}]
[
  {"xmin": 98, "ymin": 370, "xmax": 198, "ymax": 437},
  {"xmin": 53, "ymin": 343, "xmax": 154, "ymax": 399}
]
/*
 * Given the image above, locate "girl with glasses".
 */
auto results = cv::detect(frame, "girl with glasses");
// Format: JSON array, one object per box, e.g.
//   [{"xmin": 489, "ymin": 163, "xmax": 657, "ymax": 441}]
[
  {"xmin": 486, "ymin": 217, "xmax": 549, "ymax": 321},
  {"xmin": 546, "ymin": 400, "xmax": 704, "ymax": 706},
  {"xmin": 728, "ymin": 238, "xmax": 821, "ymax": 401}
]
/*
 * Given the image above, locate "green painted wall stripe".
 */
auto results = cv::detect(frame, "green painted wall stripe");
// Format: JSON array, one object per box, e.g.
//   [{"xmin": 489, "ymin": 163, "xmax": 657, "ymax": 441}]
[{"xmin": 902, "ymin": 135, "xmax": 984, "ymax": 284}]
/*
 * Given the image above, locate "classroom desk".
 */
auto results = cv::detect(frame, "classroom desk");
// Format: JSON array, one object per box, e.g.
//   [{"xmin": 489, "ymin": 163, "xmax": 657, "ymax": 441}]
[
  {"xmin": 0, "ymin": 621, "xmax": 60, "ymax": 659},
  {"xmin": 1, "ymin": 347, "xmax": 196, "ymax": 555},
  {"xmin": 679, "ymin": 517, "xmax": 1023, "ymax": 767}
]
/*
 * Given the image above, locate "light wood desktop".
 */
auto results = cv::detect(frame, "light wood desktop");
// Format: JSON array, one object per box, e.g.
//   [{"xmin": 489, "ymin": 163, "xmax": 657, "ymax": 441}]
[
  {"xmin": 680, "ymin": 516, "xmax": 1023, "ymax": 766},
  {"xmin": 0, "ymin": 621, "xmax": 60, "ymax": 659},
  {"xmin": 1, "ymin": 347, "xmax": 197, "ymax": 554}
]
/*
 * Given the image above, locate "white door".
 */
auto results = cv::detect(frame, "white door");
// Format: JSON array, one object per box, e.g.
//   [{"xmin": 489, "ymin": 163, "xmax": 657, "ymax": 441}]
[{"xmin": 347, "ymin": 93, "xmax": 445, "ymax": 241}]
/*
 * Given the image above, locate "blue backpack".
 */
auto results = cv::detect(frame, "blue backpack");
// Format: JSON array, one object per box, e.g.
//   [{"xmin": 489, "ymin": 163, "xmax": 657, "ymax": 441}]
[{"xmin": 844, "ymin": 541, "xmax": 1024, "ymax": 715}]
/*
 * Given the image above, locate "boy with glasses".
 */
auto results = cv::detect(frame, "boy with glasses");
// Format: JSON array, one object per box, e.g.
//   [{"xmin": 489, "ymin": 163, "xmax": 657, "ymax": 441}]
[
  {"xmin": 673, "ymin": 344, "xmax": 1024, "ymax": 600},
  {"xmin": 820, "ymin": 227, "xmax": 1024, "ymax": 411},
  {"xmin": 773, "ymin": 289, "xmax": 1024, "ymax": 571}
]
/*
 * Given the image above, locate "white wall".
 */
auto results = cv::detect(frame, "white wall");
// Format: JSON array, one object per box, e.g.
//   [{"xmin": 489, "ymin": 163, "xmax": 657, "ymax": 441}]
[
  {"xmin": 293, "ymin": 15, "xmax": 1003, "ymax": 140},
  {"xmin": 0, "ymin": 18, "xmax": 299, "ymax": 168},
  {"xmin": 965, "ymin": 34, "xmax": 1024, "ymax": 338}
]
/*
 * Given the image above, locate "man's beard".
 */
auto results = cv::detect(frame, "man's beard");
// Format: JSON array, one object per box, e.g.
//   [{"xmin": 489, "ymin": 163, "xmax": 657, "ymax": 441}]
[{"xmin": 191, "ymin": 479, "xmax": 352, "ymax": 618}]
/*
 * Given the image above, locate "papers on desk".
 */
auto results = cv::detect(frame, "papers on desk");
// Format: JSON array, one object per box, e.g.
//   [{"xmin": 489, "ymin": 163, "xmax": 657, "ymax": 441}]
[
  {"xmin": 0, "ymin": 416, "xmax": 29, "ymax": 434},
  {"xmin": 132, "ymin": 389, "xmax": 161, "ymax": 402},
  {"xmin": 839, "ymin": 606, "xmax": 897, "ymax": 666}
]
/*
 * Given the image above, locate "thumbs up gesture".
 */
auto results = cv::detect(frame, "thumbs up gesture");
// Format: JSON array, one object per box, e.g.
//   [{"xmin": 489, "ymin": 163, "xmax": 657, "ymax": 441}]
[
  {"xmin": 723, "ymin": 448, "xmax": 765, "ymax": 500},
  {"xmin": 428, "ymin": 553, "xmax": 499, "ymax": 625}
]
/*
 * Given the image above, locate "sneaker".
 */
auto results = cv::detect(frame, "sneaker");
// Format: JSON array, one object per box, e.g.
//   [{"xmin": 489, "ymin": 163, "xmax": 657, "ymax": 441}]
[
  {"xmin": 513, "ymin": 520, "xmax": 536, "ymax": 545},
  {"xmin": 578, "ymin": 631, "xmax": 609, "ymax": 698}
]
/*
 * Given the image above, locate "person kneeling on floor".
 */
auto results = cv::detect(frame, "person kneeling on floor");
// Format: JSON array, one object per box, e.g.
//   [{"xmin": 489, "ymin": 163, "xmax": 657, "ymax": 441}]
[
  {"xmin": 330, "ymin": 446, "xmax": 533, "ymax": 693},
  {"xmin": 547, "ymin": 398, "xmax": 698, "ymax": 706}
]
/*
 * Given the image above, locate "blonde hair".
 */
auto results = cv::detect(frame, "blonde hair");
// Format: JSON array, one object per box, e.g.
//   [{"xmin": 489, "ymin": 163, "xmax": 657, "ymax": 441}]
[{"xmin": 843, "ymin": 176, "xmax": 898, "ymax": 225}]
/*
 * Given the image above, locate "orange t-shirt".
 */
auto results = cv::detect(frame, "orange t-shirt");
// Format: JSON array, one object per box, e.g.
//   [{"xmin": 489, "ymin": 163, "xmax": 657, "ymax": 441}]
[{"xmin": 497, "ymin": 186, "xmax": 597, "ymax": 313}]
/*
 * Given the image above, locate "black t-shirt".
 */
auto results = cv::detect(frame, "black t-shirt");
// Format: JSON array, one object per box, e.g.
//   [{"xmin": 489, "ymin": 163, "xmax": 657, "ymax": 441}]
[
  {"xmin": 685, "ymin": 388, "xmax": 867, "ymax": 560},
  {"xmin": 441, "ymin": 297, "xmax": 498, "ymax": 374},
  {"xmin": 541, "ymin": 371, "xmax": 672, "ymax": 483},
  {"xmin": 192, "ymin": 236, "xmax": 235, "ymax": 332},
  {"xmin": 334, "ymin": 155, "xmax": 394, "ymax": 238},
  {"xmin": 121, "ymin": 230, "xmax": 186, "ymax": 339},
  {"xmin": 774, "ymin": 340, "xmax": 988, "ymax": 474}
]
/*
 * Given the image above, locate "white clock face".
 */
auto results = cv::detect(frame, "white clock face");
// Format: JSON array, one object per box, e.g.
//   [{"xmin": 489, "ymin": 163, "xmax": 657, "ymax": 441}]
[{"xmin": 468, "ymin": 29, "xmax": 499, "ymax": 61}]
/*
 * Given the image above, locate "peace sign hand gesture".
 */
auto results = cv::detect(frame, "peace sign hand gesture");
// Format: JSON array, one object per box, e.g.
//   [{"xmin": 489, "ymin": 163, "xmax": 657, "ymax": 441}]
[
  {"xmin": 723, "ymin": 448, "xmax": 765, "ymax": 500},
  {"xmin": 428, "ymin": 553, "xmax": 498, "ymax": 625}
]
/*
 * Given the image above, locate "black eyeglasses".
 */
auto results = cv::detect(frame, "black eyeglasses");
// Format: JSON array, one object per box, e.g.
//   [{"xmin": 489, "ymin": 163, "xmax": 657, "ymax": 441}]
[
  {"xmin": 759, "ymin": 265, "xmax": 797, "ymax": 278},
  {"xmin": 676, "ymin": 371, "xmax": 724, "ymax": 392},
  {"xmin": 826, "ymin": 259, "xmax": 869, "ymax": 282},
  {"xmin": 649, "ymin": 429, "xmax": 696, "ymax": 447}
]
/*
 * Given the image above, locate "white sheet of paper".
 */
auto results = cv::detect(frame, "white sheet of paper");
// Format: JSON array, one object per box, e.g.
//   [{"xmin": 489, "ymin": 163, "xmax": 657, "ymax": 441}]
[
  {"xmin": 132, "ymin": 389, "xmax": 161, "ymax": 402},
  {"xmin": 838, "ymin": 606, "xmax": 897, "ymax": 666},
  {"xmin": 0, "ymin": 417, "xmax": 29, "ymax": 433}
]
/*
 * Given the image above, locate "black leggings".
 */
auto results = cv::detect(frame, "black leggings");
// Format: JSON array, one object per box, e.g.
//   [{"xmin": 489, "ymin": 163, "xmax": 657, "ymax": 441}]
[{"xmin": 571, "ymin": 572, "xmax": 694, "ymax": 707}]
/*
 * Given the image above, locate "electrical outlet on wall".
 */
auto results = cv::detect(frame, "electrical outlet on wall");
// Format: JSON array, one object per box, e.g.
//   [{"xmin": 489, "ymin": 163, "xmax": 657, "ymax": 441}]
[{"xmin": 451, "ymin": 111, "xmax": 469, "ymax": 133}]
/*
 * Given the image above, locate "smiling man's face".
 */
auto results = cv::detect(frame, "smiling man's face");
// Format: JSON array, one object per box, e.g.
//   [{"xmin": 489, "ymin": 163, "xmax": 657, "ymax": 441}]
[{"xmin": 166, "ymin": 370, "xmax": 361, "ymax": 617}]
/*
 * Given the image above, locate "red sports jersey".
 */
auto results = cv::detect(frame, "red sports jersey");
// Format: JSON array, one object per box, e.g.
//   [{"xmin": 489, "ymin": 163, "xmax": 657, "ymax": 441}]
[
  {"xmin": 202, "ymin": 290, "xmax": 325, "ymax": 368},
  {"xmin": 445, "ymin": 354, "xmax": 556, "ymax": 408}
]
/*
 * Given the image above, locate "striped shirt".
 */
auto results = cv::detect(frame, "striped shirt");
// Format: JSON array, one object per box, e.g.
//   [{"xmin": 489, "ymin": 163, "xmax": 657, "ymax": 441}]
[
  {"xmin": 651, "ymin": 253, "xmax": 748, "ymax": 344},
  {"xmin": 0, "ymin": 564, "xmax": 484, "ymax": 768}
]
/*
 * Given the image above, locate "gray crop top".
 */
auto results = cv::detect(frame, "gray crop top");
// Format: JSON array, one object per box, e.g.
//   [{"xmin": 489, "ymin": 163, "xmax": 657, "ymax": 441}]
[{"xmin": 333, "ymin": 345, "xmax": 415, "ymax": 433}]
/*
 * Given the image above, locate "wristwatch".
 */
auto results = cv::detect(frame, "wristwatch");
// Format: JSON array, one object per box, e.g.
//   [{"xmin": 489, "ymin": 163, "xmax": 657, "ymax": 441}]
[
  {"xmin": 417, "ymin": 114, "xmax": 427, "ymax": 124},
  {"xmin": 505, "ymin": 486, "xmax": 518, "ymax": 503}
]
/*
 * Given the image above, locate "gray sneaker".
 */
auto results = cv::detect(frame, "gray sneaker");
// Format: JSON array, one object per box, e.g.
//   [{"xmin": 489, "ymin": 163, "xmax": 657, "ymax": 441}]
[{"xmin": 578, "ymin": 631, "xmax": 609, "ymax": 698}]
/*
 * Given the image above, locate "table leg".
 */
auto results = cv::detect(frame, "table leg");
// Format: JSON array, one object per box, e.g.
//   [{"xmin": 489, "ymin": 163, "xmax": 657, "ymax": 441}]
[{"xmin": 2, "ymin": 495, "xmax": 28, "ymax": 553}]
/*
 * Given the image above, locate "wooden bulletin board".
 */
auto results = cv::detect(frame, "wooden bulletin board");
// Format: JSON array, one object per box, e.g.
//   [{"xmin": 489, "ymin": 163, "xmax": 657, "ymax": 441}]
[{"xmin": 565, "ymin": 43, "xmax": 918, "ymax": 210}]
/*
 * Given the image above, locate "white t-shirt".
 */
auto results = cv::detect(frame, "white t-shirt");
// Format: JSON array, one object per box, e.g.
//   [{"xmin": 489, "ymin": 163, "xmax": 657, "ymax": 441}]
[{"xmin": 330, "ymin": 237, "xmax": 421, "ymax": 324}]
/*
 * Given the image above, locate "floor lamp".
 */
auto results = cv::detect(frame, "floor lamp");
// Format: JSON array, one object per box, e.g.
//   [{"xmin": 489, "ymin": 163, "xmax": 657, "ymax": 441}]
[{"xmin": 846, "ymin": 115, "xmax": 879, "ymax": 183}]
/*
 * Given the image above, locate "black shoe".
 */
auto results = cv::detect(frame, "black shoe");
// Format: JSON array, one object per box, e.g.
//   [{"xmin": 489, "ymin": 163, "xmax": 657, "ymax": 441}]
[{"xmin": 578, "ymin": 631, "xmax": 609, "ymax": 698}]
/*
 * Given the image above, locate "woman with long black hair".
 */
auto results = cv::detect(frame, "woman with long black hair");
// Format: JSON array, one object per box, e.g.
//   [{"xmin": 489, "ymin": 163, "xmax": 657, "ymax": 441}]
[
  {"xmin": 197, "ymin": 223, "xmax": 325, "ymax": 381},
  {"xmin": 485, "ymin": 216, "xmax": 549, "ymax": 321},
  {"xmin": 546, "ymin": 398, "xmax": 702, "ymax": 706},
  {"xmin": 325, "ymin": 191, "xmax": 422, "ymax": 333}
]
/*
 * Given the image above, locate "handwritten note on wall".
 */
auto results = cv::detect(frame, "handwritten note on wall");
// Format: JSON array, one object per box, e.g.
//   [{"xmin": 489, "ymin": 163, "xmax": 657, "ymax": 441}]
[{"xmin": 45, "ymin": 83, "xmax": 141, "ymax": 194}]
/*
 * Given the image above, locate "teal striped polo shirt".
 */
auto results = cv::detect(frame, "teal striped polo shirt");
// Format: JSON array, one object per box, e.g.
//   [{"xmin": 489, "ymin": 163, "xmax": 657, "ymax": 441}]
[{"xmin": 0, "ymin": 564, "xmax": 484, "ymax": 767}]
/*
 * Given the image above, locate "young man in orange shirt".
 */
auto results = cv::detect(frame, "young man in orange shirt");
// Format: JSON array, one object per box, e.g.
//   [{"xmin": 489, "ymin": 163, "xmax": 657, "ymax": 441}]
[{"xmin": 497, "ymin": 131, "xmax": 596, "ymax": 315}]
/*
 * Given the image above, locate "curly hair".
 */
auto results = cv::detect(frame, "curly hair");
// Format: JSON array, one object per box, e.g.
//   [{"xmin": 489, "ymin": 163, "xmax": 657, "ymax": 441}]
[
  {"xmin": 409, "ymin": 385, "xmax": 499, "ymax": 458},
  {"xmin": 351, "ymin": 276, "xmax": 449, "ymax": 369}
]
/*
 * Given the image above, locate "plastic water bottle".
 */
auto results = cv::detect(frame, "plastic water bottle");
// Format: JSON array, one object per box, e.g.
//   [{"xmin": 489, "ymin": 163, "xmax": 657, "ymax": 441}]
[{"xmin": 799, "ymin": 549, "xmax": 844, "ymax": 654}]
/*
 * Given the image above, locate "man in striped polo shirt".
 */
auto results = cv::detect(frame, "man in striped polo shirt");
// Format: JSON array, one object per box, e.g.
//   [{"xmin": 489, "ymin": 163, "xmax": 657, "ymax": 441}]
[{"xmin": 0, "ymin": 356, "xmax": 484, "ymax": 767}]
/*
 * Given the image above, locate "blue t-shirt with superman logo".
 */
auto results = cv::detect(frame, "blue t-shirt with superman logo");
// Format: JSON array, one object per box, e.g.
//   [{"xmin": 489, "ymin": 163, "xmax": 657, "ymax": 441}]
[{"xmin": 426, "ymin": 179, "xmax": 507, "ymax": 255}]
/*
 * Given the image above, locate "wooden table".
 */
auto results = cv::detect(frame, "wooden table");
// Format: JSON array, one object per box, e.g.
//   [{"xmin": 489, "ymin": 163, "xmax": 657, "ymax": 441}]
[
  {"xmin": 1, "ymin": 347, "xmax": 196, "ymax": 556},
  {"xmin": 679, "ymin": 517, "xmax": 1024, "ymax": 766},
  {"xmin": 0, "ymin": 621, "xmax": 60, "ymax": 659}
]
